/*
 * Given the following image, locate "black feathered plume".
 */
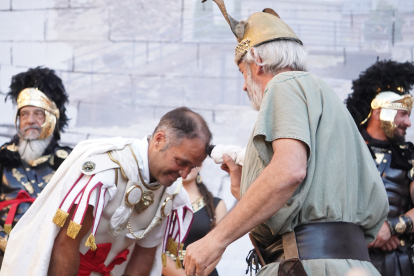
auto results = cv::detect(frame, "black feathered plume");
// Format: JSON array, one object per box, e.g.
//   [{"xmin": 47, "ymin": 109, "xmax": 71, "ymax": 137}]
[
  {"xmin": 345, "ymin": 60, "xmax": 414, "ymax": 130},
  {"xmin": 5, "ymin": 67, "xmax": 69, "ymax": 140}
]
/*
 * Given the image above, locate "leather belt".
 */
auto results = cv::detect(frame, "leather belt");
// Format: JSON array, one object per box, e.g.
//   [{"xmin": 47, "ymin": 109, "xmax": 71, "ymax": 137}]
[{"xmin": 282, "ymin": 222, "xmax": 371, "ymax": 262}]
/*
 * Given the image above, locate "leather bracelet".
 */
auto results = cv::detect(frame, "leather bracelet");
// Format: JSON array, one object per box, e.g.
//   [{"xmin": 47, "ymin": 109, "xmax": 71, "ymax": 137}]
[{"xmin": 387, "ymin": 215, "xmax": 413, "ymax": 236}]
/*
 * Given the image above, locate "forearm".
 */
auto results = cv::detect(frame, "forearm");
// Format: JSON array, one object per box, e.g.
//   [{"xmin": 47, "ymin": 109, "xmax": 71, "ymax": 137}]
[
  {"xmin": 124, "ymin": 245, "xmax": 157, "ymax": 276},
  {"xmin": 48, "ymin": 238, "xmax": 80, "ymax": 276},
  {"xmin": 162, "ymin": 256, "xmax": 186, "ymax": 276},
  {"xmin": 211, "ymin": 167, "xmax": 302, "ymax": 248}
]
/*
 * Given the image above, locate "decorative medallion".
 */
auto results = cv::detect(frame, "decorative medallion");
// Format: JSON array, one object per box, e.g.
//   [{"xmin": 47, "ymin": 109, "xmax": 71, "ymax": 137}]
[
  {"xmin": 82, "ymin": 161, "xmax": 96, "ymax": 172},
  {"xmin": 396, "ymin": 217, "xmax": 407, "ymax": 234},
  {"xmin": 125, "ymin": 185, "xmax": 143, "ymax": 207},
  {"xmin": 134, "ymin": 190, "xmax": 154, "ymax": 214},
  {"xmin": 56, "ymin": 149, "xmax": 69, "ymax": 159},
  {"xmin": 6, "ymin": 144, "xmax": 18, "ymax": 152},
  {"xmin": 161, "ymin": 197, "xmax": 173, "ymax": 218}
]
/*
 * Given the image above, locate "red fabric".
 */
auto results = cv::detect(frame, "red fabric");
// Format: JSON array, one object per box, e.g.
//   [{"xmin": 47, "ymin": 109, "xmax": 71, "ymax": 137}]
[
  {"xmin": 0, "ymin": 190, "xmax": 35, "ymax": 227},
  {"xmin": 78, "ymin": 243, "xmax": 130, "ymax": 276}
]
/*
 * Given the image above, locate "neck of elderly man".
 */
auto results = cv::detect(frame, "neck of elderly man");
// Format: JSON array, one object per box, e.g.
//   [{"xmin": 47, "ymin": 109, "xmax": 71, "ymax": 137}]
[{"xmin": 239, "ymin": 55, "xmax": 292, "ymax": 106}]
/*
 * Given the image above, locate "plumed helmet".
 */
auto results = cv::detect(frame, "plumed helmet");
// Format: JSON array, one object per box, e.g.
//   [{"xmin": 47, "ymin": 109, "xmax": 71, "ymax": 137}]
[
  {"xmin": 201, "ymin": 0, "xmax": 302, "ymax": 65},
  {"xmin": 345, "ymin": 60, "xmax": 414, "ymax": 134},
  {"xmin": 6, "ymin": 67, "xmax": 69, "ymax": 140}
]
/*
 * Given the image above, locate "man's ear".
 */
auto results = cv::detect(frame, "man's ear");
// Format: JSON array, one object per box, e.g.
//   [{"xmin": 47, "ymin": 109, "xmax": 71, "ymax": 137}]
[
  {"xmin": 153, "ymin": 131, "xmax": 167, "ymax": 150},
  {"xmin": 372, "ymin": 109, "xmax": 381, "ymax": 121}
]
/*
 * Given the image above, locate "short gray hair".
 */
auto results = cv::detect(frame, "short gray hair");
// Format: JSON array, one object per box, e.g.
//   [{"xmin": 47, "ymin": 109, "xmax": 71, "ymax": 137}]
[
  {"xmin": 152, "ymin": 107, "xmax": 212, "ymax": 152},
  {"xmin": 242, "ymin": 40, "xmax": 308, "ymax": 75}
]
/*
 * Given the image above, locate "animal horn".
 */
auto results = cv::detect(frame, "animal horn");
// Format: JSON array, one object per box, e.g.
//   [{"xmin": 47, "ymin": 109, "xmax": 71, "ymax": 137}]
[{"xmin": 202, "ymin": 0, "xmax": 242, "ymax": 40}]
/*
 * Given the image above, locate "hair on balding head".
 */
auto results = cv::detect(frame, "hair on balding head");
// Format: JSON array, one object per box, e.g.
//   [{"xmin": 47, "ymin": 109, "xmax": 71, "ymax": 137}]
[{"xmin": 152, "ymin": 107, "xmax": 212, "ymax": 151}]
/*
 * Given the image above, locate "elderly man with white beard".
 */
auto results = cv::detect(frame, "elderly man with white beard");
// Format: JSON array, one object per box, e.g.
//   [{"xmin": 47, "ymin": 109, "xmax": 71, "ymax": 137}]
[
  {"xmin": 183, "ymin": 1, "xmax": 389, "ymax": 276},
  {"xmin": 0, "ymin": 67, "xmax": 72, "ymax": 266}
]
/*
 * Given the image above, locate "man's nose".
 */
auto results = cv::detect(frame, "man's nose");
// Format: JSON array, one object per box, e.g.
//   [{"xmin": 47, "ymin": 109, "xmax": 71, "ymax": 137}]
[
  {"xmin": 180, "ymin": 167, "xmax": 191, "ymax": 179},
  {"xmin": 243, "ymin": 81, "xmax": 248, "ymax": 92},
  {"xmin": 405, "ymin": 116, "xmax": 411, "ymax": 127},
  {"xmin": 27, "ymin": 113, "xmax": 36, "ymax": 123}
]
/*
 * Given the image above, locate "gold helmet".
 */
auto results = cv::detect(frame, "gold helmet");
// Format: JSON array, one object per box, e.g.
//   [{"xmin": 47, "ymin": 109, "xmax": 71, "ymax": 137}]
[
  {"xmin": 202, "ymin": 0, "xmax": 302, "ymax": 64},
  {"xmin": 16, "ymin": 88, "xmax": 60, "ymax": 140},
  {"xmin": 361, "ymin": 92, "xmax": 413, "ymax": 139}
]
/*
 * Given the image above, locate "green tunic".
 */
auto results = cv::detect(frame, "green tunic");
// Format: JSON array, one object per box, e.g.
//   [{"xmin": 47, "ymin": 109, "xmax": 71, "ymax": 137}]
[{"xmin": 240, "ymin": 71, "xmax": 388, "ymax": 275}]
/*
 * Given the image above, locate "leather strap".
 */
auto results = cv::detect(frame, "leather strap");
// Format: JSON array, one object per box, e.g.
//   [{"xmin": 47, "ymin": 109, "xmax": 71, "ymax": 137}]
[
  {"xmin": 282, "ymin": 231, "xmax": 299, "ymax": 259},
  {"xmin": 293, "ymin": 222, "xmax": 371, "ymax": 261}
]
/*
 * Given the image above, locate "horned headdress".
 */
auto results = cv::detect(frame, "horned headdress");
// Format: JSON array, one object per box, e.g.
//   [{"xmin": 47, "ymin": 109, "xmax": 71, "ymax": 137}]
[{"xmin": 202, "ymin": 0, "xmax": 303, "ymax": 64}]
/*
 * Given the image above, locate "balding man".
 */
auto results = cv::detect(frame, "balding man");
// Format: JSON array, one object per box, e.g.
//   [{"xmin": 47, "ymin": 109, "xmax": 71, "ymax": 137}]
[{"xmin": 1, "ymin": 107, "xmax": 212, "ymax": 276}]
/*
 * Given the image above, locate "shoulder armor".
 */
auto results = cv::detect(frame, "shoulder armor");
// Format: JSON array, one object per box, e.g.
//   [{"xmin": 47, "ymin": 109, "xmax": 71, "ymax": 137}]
[
  {"xmin": 0, "ymin": 142, "xmax": 21, "ymax": 167},
  {"xmin": 81, "ymin": 153, "xmax": 120, "ymax": 175},
  {"xmin": 50, "ymin": 146, "xmax": 73, "ymax": 170}
]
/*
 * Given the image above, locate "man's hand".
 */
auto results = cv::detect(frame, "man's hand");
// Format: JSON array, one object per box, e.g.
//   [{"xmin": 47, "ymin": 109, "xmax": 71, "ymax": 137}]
[
  {"xmin": 220, "ymin": 153, "xmax": 242, "ymax": 200},
  {"xmin": 380, "ymin": 236, "xmax": 400, "ymax": 251},
  {"xmin": 368, "ymin": 222, "xmax": 391, "ymax": 249},
  {"xmin": 183, "ymin": 232, "xmax": 226, "ymax": 276}
]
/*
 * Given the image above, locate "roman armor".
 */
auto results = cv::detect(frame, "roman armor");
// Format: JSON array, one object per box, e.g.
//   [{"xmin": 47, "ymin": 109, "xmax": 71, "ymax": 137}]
[
  {"xmin": 346, "ymin": 60, "xmax": 414, "ymax": 276},
  {"xmin": 0, "ymin": 67, "xmax": 72, "ymax": 262}
]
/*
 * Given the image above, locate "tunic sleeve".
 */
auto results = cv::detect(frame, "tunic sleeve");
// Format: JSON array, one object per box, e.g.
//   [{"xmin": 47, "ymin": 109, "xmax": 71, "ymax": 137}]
[{"xmin": 253, "ymin": 77, "xmax": 313, "ymax": 164}]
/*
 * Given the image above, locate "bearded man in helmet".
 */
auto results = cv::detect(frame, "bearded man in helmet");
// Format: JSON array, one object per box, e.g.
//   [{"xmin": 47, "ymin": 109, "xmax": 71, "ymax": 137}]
[
  {"xmin": 346, "ymin": 60, "xmax": 414, "ymax": 276},
  {"xmin": 183, "ymin": 1, "xmax": 388, "ymax": 276},
  {"xmin": 0, "ymin": 67, "xmax": 72, "ymax": 263}
]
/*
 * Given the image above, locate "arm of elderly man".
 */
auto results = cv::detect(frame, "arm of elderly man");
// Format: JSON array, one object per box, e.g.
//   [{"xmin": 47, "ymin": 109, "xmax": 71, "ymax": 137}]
[{"xmin": 184, "ymin": 138, "xmax": 308, "ymax": 276}]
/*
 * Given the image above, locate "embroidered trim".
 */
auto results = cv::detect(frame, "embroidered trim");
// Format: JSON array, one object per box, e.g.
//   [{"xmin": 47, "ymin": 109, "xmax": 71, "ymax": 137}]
[{"xmin": 191, "ymin": 196, "xmax": 205, "ymax": 213}]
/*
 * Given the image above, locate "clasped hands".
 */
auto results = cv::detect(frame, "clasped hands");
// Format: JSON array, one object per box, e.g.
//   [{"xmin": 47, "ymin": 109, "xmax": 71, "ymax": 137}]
[{"xmin": 368, "ymin": 221, "xmax": 401, "ymax": 251}]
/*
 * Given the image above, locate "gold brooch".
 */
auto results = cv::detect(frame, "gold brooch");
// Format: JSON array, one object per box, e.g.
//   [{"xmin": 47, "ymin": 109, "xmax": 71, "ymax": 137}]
[
  {"xmin": 82, "ymin": 161, "xmax": 96, "ymax": 172},
  {"xmin": 56, "ymin": 149, "xmax": 69, "ymax": 159},
  {"xmin": 134, "ymin": 190, "xmax": 154, "ymax": 214}
]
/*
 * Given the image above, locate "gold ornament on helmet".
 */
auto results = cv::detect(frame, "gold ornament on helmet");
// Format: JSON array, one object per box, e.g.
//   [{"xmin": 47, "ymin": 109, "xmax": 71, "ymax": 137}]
[
  {"xmin": 202, "ymin": 0, "xmax": 302, "ymax": 64},
  {"xmin": 360, "ymin": 92, "xmax": 413, "ymax": 139},
  {"xmin": 16, "ymin": 88, "xmax": 60, "ymax": 140}
]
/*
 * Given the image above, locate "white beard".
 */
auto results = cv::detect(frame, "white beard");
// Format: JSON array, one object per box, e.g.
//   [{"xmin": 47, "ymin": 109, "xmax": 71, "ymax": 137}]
[
  {"xmin": 246, "ymin": 67, "xmax": 264, "ymax": 111},
  {"xmin": 18, "ymin": 137, "xmax": 52, "ymax": 164}
]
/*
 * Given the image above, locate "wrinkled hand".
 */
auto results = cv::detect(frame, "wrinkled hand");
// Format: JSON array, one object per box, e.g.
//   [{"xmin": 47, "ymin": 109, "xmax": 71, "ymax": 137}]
[
  {"xmin": 380, "ymin": 236, "xmax": 400, "ymax": 251},
  {"xmin": 368, "ymin": 222, "xmax": 391, "ymax": 249},
  {"xmin": 220, "ymin": 154, "xmax": 242, "ymax": 200},
  {"xmin": 183, "ymin": 234, "xmax": 226, "ymax": 276}
]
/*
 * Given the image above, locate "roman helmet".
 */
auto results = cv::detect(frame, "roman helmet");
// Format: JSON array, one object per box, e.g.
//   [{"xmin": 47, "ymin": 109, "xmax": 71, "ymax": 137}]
[
  {"xmin": 6, "ymin": 67, "xmax": 69, "ymax": 140},
  {"xmin": 345, "ymin": 60, "xmax": 414, "ymax": 139},
  {"xmin": 201, "ymin": 0, "xmax": 302, "ymax": 64}
]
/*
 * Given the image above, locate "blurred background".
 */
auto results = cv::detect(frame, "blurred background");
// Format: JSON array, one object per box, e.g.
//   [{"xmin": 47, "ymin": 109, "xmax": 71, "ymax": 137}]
[{"xmin": 0, "ymin": 0, "xmax": 413, "ymax": 274}]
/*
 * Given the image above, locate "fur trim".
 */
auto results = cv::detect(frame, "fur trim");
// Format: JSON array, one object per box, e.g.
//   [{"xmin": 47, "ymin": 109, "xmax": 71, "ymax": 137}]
[
  {"xmin": 345, "ymin": 60, "xmax": 414, "ymax": 129},
  {"xmin": 235, "ymin": 20, "xmax": 247, "ymax": 41},
  {"xmin": 6, "ymin": 67, "xmax": 69, "ymax": 140}
]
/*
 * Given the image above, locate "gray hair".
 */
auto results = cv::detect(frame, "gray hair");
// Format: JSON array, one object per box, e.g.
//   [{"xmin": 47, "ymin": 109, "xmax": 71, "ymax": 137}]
[
  {"xmin": 242, "ymin": 40, "xmax": 308, "ymax": 75},
  {"xmin": 152, "ymin": 107, "xmax": 212, "ymax": 151}
]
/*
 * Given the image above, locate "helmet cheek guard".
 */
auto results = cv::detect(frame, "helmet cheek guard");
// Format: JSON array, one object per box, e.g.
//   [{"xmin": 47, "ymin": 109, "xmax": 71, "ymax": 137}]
[{"xmin": 379, "ymin": 109, "xmax": 398, "ymax": 139}]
